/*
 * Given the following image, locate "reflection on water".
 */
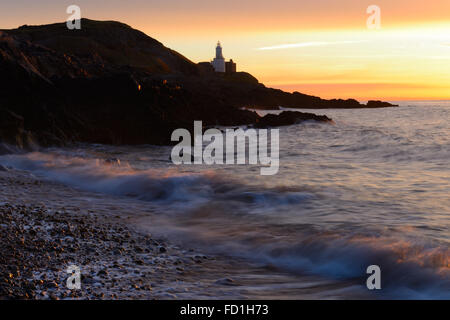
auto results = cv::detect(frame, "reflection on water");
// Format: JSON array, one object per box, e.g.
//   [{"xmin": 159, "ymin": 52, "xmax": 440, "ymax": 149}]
[{"xmin": 1, "ymin": 102, "xmax": 449, "ymax": 298}]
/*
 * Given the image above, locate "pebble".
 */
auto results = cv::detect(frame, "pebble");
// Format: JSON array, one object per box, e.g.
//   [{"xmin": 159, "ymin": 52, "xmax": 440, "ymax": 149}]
[
  {"xmin": 0, "ymin": 192, "xmax": 220, "ymax": 300},
  {"xmin": 215, "ymin": 278, "xmax": 236, "ymax": 286}
]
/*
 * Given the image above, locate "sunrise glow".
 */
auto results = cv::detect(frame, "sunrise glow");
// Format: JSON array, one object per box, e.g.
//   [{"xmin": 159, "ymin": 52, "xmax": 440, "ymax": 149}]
[{"xmin": 1, "ymin": 0, "xmax": 449, "ymax": 100}]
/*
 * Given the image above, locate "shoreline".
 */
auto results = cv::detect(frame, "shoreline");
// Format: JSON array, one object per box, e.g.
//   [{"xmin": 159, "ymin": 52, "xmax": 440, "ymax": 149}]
[{"xmin": 0, "ymin": 168, "xmax": 368, "ymax": 300}]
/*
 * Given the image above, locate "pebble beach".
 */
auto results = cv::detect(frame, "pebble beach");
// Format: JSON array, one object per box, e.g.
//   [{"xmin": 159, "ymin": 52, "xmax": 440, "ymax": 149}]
[{"xmin": 0, "ymin": 167, "xmax": 357, "ymax": 300}]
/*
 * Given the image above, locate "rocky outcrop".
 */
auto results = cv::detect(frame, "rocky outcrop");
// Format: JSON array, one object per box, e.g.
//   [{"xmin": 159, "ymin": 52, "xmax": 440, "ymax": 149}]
[
  {"xmin": 0, "ymin": 19, "xmax": 395, "ymax": 150},
  {"xmin": 0, "ymin": 109, "xmax": 34, "ymax": 149},
  {"xmin": 254, "ymin": 111, "xmax": 332, "ymax": 128},
  {"xmin": 366, "ymin": 100, "xmax": 398, "ymax": 108}
]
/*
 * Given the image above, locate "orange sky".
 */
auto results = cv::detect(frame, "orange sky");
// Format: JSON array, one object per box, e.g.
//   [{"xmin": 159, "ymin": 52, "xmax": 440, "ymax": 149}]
[{"xmin": 1, "ymin": 0, "xmax": 450, "ymax": 100}]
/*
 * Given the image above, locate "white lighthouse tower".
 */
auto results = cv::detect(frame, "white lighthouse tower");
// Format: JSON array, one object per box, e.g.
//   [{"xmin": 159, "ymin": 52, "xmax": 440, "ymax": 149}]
[{"xmin": 211, "ymin": 41, "xmax": 225, "ymax": 73}]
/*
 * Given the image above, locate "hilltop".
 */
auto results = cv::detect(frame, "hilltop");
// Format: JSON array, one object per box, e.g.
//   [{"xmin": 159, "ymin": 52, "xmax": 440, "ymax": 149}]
[{"xmin": 0, "ymin": 19, "xmax": 395, "ymax": 149}]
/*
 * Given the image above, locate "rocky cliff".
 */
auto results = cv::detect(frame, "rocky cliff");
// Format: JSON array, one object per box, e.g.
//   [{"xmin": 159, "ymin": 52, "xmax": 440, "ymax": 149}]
[{"xmin": 0, "ymin": 19, "xmax": 394, "ymax": 150}]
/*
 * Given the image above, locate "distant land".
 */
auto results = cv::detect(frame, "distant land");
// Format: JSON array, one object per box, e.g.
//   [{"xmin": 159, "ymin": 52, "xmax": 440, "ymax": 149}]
[{"xmin": 0, "ymin": 19, "xmax": 397, "ymax": 150}]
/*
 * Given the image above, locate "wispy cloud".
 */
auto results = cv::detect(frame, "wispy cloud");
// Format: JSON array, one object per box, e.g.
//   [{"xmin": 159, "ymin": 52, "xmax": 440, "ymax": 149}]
[{"xmin": 257, "ymin": 40, "xmax": 368, "ymax": 51}]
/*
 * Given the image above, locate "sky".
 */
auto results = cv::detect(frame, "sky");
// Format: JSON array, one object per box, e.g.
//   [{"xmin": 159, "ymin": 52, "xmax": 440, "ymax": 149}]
[{"xmin": 1, "ymin": 0, "xmax": 450, "ymax": 100}]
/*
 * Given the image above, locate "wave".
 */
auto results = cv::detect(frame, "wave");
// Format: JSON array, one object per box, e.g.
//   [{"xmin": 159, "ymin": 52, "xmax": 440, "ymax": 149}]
[
  {"xmin": 1, "ymin": 150, "xmax": 449, "ymax": 299},
  {"xmin": 256, "ymin": 234, "xmax": 450, "ymax": 299},
  {"xmin": 150, "ymin": 206, "xmax": 450, "ymax": 299},
  {"xmin": 0, "ymin": 152, "xmax": 312, "ymax": 209}
]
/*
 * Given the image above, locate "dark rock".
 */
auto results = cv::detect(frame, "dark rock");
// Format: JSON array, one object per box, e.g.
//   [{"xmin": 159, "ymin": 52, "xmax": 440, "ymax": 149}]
[
  {"xmin": 366, "ymin": 100, "xmax": 398, "ymax": 108},
  {"xmin": 135, "ymin": 259, "xmax": 144, "ymax": 265},
  {"xmin": 0, "ymin": 109, "xmax": 34, "ymax": 149},
  {"xmin": 0, "ymin": 19, "xmax": 392, "ymax": 149},
  {"xmin": 97, "ymin": 269, "xmax": 108, "ymax": 277},
  {"xmin": 254, "ymin": 111, "xmax": 332, "ymax": 128},
  {"xmin": 134, "ymin": 246, "xmax": 144, "ymax": 253}
]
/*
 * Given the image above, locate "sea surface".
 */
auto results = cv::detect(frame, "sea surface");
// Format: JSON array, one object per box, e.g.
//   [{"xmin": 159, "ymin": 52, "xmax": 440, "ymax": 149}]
[{"xmin": 1, "ymin": 101, "xmax": 449, "ymax": 299}]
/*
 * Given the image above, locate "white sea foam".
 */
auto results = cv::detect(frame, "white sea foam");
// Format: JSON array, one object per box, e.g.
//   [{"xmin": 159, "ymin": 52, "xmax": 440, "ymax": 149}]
[{"xmin": 1, "ymin": 103, "xmax": 449, "ymax": 299}]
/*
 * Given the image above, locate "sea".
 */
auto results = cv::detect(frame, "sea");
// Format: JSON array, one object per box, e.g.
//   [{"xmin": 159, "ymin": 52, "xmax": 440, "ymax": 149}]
[{"xmin": 1, "ymin": 100, "xmax": 449, "ymax": 299}]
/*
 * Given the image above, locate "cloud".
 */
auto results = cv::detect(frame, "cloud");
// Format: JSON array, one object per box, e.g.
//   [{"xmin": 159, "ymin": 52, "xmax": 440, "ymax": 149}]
[{"xmin": 257, "ymin": 40, "xmax": 368, "ymax": 51}]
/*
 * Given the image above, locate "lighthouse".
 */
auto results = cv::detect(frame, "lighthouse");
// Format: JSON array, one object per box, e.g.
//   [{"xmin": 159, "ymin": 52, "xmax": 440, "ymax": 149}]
[
  {"xmin": 211, "ymin": 41, "xmax": 225, "ymax": 73},
  {"xmin": 209, "ymin": 41, "xmax": 237, "ymax": 73}
]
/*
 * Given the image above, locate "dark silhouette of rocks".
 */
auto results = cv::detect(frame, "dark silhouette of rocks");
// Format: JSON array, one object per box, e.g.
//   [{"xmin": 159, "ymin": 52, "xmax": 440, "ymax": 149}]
[
  {"xmin": 366, "ymin": 100, "xmax": 398, "ymax": 108},
  {"xmin": 0, "ymin": 19, "xmax": 396, "ymax": 150},
  {"xmin": 254, "ymin": 111, "xmax": 333, "ymax": 128}
]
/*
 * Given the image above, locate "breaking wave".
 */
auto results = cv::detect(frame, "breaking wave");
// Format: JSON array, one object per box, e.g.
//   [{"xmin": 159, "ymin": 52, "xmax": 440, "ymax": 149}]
[
  {"xmin": 0, "ymin": 152, "xmax": 312, "ymax": 210},
  {"xmin": 1, "ymin": 103, "xmax": 449, "ymax": 299}
]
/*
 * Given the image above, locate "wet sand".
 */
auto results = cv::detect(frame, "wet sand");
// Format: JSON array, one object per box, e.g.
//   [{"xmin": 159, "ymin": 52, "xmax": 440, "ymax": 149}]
[{"xmin": 0, "ymin": 168, "xmax": 368, "ymax": 299}]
